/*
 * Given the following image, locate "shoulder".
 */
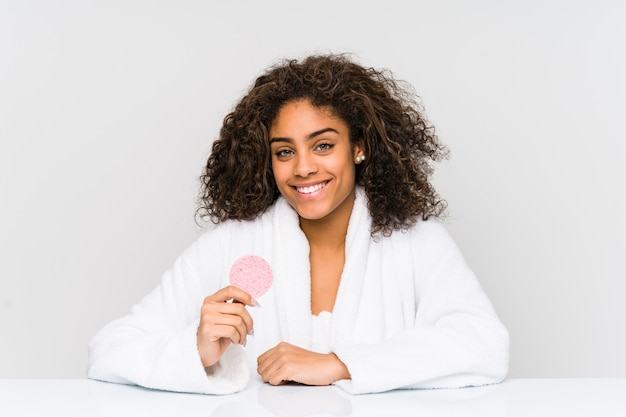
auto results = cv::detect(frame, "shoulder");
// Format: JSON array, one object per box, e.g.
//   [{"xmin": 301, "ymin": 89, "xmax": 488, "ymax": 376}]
[
  {"xmin": 384, "ymin": 217, "xmax": 454, "ymax": 246},
  {"xmin": 190, "ymin": 197, "xmax": 296, "ymax": 253},
  {"xmin": 197, "ymin": 204, "xmax": 279, "ymax": 243},
  {"xmin": 409, "ymin": 217, "xmax": 453, "ymax": 242},
  {"xmin": 173, "ymin": 203, "xmax": 286, "ymax": 282},
  {"xmin": 398, "ymin": 218, "xmax": 467, "ymax": 264}
]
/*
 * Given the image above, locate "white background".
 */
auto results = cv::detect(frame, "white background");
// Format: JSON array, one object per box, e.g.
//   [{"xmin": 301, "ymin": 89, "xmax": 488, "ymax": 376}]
[{"xmin": 1, "ymin": 0, "xmax": 625, "ymax": 378}]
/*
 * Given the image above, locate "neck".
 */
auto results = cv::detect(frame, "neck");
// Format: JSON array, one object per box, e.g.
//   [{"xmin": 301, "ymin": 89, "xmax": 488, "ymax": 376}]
[{"xmin": 299, "ymin": 190, "xmax": 356, "ymax": 248}]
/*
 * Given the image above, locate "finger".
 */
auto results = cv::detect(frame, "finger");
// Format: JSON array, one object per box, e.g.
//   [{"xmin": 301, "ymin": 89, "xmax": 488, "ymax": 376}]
[
  {"xmin": 206, "ymin": 285, "xmax": 258, "ymax": 307},
  {"xmin": 218, "ymin": 314, "xmax": 249, "ymax": 343},
  {"xmin": 256, "ymin": 347, "xmax": 276, "ymax": 375},
  {"xmin": 201, "ymin": 323, "xmax": 245, "ymax": 346},
  {"xmin": 201, "ymin": 299, "xmax": 254, "ymax": 336},
  {"xmin": 262, "ymin": 361, "xmax": 290, "ymax": 386},
  {"xmin": 257, "ymin": 343, "xmax": 290, "ymax": 379},
  {"xmin": 200, "ymin": 309, "xmax": 252, "ymax": 345},
  {"xmin": 257, "ymin": 342, "xmax": 291, "ymax": 363},
  {"xmin": 199, "ymin": 313, "xmax": 248, "ymax": 345}
]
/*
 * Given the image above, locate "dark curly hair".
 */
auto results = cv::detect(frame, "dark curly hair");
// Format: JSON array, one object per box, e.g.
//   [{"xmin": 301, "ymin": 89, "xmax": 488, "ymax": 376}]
[{"xmin": 197, "ymin": 53, "xmax": 448, "ymax": 236}]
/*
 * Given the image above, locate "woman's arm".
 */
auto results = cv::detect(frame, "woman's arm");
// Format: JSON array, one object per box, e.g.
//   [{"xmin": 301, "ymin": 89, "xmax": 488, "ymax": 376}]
[
  {"xmin": 87, "ymin": 236, "xmax": 251, "ymax": 395},
  {"xmin": 256, "ymin": 342, "xmax": 350, "ymax": 386},
  {"xmin": 333, "ymin": 221, "xmax": 510, "ymax": 394}
]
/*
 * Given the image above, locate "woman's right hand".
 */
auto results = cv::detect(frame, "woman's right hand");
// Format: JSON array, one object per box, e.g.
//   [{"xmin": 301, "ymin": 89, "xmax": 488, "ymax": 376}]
[{"xmin": 197, "ymin": 285, "xmax": 256, "ymax": 368}]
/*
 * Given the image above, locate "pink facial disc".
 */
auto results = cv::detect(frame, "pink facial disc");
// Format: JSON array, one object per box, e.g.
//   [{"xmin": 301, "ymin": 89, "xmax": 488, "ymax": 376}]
[{"xmin": 229, "ymin": 255, "xmax": 274, "ymax": 298}]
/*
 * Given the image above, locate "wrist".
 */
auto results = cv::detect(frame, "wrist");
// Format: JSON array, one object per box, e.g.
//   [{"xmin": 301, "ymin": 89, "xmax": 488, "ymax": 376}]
[{"xmin": 329, "ymin": 353, "xmax": 351, "ymax": 381}]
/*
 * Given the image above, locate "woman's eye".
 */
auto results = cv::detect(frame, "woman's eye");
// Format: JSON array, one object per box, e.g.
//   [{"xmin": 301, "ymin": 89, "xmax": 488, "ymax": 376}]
[
  {"xmin": 274, "ymin": 149, "xmax": 293, "ymax": 158},
  {"xmin": 315, "ymin": 143, "xmax": 333, "ymax": 152}
]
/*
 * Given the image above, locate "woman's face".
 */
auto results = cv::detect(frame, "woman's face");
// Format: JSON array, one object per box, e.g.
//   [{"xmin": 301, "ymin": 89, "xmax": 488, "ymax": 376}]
[{"xmin": 269, "ymin": 99, "xmax": 364, "ymax": 223}]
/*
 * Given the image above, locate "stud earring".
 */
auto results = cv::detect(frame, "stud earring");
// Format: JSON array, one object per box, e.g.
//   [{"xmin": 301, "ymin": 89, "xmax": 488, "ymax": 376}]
[{"xmin": 356, "ymin": 155, "xmax": 366, "ymax": 163}]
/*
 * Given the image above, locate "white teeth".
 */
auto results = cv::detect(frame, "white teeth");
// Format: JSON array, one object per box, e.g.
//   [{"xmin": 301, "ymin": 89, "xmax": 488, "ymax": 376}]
[{"xmin": 296, "ymin": 182, "xmax": 326, "ymax": 194}]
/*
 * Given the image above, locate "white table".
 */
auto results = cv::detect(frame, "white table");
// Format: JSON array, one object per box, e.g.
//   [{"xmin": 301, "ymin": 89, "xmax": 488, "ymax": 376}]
[{"xmin": 1, "ymin": 378, "xmax": 624, "ymax": 416}]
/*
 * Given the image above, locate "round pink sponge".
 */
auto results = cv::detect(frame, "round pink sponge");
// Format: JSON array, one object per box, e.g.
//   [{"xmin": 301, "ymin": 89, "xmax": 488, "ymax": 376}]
[{"xmin": 229, "ymin": 255, "xmax": 273, "ymax": 299}]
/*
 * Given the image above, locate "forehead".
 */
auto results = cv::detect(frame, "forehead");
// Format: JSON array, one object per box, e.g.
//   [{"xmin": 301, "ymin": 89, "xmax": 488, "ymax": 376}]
[{"xmin": 270, "ymin": 99, "xmax": 344, "ymax": 132}]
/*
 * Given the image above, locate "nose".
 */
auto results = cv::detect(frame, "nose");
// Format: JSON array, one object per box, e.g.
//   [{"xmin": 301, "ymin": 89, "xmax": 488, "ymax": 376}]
[{"xmin": 293, "ymin": 153, "xmax": 317, "ymax": 177}]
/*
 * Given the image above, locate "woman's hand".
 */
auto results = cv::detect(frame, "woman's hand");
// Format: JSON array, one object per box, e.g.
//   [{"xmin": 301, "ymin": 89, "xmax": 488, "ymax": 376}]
[
  {"xmin": 257, "ymin": 342, "xmax": 351, "ymax": 386},
  {"xmin": 197, "ymin": 285, "xmax": 256, "ymax": 368}
]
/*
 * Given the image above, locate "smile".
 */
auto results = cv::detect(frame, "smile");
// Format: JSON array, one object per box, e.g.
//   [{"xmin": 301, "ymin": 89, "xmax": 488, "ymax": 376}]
[{"xmin": 295, "ymin": 181, "xmax": 329, "ymax": 194}]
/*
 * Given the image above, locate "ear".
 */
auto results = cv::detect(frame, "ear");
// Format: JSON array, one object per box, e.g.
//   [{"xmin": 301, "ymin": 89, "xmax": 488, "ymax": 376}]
[{"xmin": 353, "ymin": 139, "xmax": 366, "ymax": 163}]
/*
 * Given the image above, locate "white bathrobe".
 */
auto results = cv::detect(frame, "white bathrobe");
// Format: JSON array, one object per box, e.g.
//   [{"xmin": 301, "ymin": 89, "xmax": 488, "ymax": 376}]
[{"xmin": 88, "ymin": 188, "xmax": 509, "ymax": 395}]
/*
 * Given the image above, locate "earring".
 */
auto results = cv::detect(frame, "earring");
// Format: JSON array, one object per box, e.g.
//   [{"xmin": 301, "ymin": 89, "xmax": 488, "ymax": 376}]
[{"xmin": 356, "ymin": 155, "xmax": 366, "ymax": 163}]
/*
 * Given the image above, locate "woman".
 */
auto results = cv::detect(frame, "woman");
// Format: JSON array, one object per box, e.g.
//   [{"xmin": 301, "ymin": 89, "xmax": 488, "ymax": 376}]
[{"xmin": 88, "ymin": 54, "xmax": 509, "ymax": 395}]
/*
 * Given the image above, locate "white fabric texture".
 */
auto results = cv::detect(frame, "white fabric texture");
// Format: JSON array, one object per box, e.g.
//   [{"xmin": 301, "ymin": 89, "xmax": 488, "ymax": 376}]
[
  {"xmin": 88, "ymin": 188, "xmax": 509, "ymax": 395},
  {"xmin": 311, "ymin": 311, "xmax": 334, "ymax": 354}
]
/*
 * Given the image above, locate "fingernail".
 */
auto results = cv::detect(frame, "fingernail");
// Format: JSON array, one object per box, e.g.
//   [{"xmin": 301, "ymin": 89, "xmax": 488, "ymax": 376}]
[
  {"xmin": 251, "ymin": 298, "xmax": 261, "ymax": 308},
  {"xmin": 248, "ymin": 328, "xmax": 255, "ymax": 336},
  {"xmin": 241, "ymin": 339, "xmax": 247, "ymax": 347}
]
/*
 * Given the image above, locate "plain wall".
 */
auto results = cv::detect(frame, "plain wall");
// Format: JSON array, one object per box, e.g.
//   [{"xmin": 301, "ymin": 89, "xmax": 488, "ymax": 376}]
[{"xmin": 1, "ymin": 0, "xmax": 625, "ymax": 378}]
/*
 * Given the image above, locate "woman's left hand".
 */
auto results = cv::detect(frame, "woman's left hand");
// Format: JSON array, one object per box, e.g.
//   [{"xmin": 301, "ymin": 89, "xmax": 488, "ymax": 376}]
[{"xmin": 257, "ymin": 342, "xmax": 350, "ymax": 386}]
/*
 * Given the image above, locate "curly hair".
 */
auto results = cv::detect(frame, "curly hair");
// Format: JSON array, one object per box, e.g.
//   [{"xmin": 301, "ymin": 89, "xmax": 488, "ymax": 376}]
[{"xmin": 197, "ymin": 53, "xmax": 448, "ymax": 236}]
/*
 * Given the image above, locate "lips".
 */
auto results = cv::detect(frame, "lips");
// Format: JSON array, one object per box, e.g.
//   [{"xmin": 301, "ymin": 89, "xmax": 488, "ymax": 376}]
[{"xmin": 294, "ymin": 181, "xmax": 329, "ymax": 194}]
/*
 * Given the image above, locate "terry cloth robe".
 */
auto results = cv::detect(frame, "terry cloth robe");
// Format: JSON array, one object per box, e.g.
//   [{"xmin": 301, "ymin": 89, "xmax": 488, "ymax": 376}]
[{"xmin": 88, "ymin": 187, "xmax": 509, "ymax": 395}]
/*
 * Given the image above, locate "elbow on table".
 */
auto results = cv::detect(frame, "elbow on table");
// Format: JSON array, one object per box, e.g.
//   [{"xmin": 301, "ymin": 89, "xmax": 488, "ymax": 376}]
[{"xmin": 477, "ymin": 322, "xmax": 510, "ymax": 385}]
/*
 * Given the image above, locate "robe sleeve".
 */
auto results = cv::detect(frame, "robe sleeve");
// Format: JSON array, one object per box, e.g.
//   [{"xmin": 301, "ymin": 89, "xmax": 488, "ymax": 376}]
[
  {"xmin": 87, "ymin": 234, "xmax": 249, "ymax": 395},
  {"xmin": 333, "ymin": 221, "xmax": 509, "ymax": 394}
]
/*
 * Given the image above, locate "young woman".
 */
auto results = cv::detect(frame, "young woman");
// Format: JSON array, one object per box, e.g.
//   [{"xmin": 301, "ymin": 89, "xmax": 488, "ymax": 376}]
[{"xmin": 88, "ymin": 54, "xmax": 509, "ymax": 395}]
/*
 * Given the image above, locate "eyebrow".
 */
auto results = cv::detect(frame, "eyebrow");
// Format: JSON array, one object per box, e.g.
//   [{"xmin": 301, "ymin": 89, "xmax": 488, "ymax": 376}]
[{"xmin": 269, "ymin": 127, "xmax": 339, "ymax": 144}]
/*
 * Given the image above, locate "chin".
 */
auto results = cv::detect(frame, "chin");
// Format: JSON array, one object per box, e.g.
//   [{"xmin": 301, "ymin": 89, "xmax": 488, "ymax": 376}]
[
  {"xmin": 290, "ymin": 203, "xmax": 331, "ymax": 221},
  {"xmin": 294, "ymin": 209, "xmax": 328, "ymax": 221}
]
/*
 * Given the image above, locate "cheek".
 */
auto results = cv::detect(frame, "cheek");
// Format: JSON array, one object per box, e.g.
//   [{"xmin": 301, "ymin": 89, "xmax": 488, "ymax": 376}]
[
  {"xmin": 337, "ymin": 155, "xmax": 357, "ymax": 177},
  {"xmin": 271, "ymin": 160, "xmax": 288, "ymax": 184}
]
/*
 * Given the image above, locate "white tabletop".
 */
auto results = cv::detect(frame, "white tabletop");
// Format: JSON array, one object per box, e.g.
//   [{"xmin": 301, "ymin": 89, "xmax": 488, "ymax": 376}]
[{"xmin": 1, "ymin": 378, "xmax": 624, "ymax": 417}]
